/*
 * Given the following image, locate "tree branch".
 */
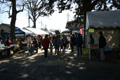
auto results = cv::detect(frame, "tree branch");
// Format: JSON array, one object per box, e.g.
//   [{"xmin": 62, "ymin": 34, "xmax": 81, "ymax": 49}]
[
  {"xmin": 17, "ymin": 4, "xmax": 24, "ymax": 13},
  {"xmin": 29, "ymin": 15, "xmax": 33, "ymax": 21},
  {"xmin": 8, "ymin": 5, "xmax": 12, "ymax": 18}
]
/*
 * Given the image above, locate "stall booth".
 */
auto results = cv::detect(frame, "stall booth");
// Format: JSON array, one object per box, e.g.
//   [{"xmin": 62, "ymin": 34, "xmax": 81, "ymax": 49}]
[
  {"xmin": 86, "ymin": 10, "xmax": 120, "ymax": 60},
  {"xmin": 66, "ymin": 21, "xmax": 84, "ymax": 34},
  {"xmin": 1, "ymin": 28, "xmax": 26, "ymax": 57},
  {"xmin": 5, "ymin": 28, "xmax": 25, "ymax": 37}
]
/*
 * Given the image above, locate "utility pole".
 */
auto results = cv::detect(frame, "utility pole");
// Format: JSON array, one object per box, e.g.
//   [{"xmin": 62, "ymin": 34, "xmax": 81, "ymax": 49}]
[
  {"xmin": 28, "ymin": 10, "xmax": 30, "ymax": 27},
  {"xmin": 41, "ymin": 21, "xmax": 42, "ymax": 28},
  {"xmin": 67, "ymin": 13, "xmax": 70, "ymax": 22}
]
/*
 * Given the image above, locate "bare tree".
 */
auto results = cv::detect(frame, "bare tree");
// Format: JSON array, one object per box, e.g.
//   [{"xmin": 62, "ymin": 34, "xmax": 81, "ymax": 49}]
[
  {"xmin": 0, "ymin": 0, "xmax": 24, "ymax": 42},
  {"xmin": 24, "ymin": 0, "xmax": 54, "ymax": 28}
]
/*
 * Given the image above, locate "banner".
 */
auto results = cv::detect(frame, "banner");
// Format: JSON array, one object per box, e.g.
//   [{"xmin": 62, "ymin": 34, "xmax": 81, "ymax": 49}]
[{"xmin": 88, "ymin": 28, "xmax": 94, "ymax": 33}]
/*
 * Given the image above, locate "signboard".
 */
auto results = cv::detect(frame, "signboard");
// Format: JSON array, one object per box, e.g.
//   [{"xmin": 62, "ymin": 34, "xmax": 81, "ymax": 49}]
[
  {"xmin": 80, "ymin": 29, "xmax": 82, "ymax": 34},
  {"xmin": 88, "ymin": 29, "xmax": 94, "ymax": 33}
]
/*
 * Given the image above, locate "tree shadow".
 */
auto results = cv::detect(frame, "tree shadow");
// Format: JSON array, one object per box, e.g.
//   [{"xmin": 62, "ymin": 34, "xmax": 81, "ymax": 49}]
[{"xmin": 0, "ymin": 49, "xmax": 120, "ymax": 80}]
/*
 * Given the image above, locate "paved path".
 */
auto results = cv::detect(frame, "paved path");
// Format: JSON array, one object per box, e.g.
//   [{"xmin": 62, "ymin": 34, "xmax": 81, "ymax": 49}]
[{"xmin": 0, "ymin": 49, "xmax": 120, "ymax": 80}]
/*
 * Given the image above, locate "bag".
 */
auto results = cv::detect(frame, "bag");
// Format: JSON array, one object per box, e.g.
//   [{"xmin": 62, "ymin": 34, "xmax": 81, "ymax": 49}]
[
  {"xmin": 83, "ymin": 48, "xmax": 89, "ymax": 55},
  {"xmin": 13, "ymin": 46, "xmax": 19, "ymax": 51},
  {"xmin": 104, "ymin": 45, "xmax": 110, "ymax": 51}
]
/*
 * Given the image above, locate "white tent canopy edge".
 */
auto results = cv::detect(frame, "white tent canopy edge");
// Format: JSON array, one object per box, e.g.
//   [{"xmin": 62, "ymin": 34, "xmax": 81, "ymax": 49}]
[
  {"xmin": 23, "ymin": 28, "xmax": 49, "ymax": 35},
  {"xmin": 86, "ymin": 10, "xmax": 120, "ymax": 30}
]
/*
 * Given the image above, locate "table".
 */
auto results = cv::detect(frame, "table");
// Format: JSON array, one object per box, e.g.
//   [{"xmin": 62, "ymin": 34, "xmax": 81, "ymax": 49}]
[
  {"xmin": 90, "ymin": 45, "xmax": 120, "ymax": 61},
  {"xmin": 90, "ymin": 44, "xmax": 99, "ymax": 61},
  {"xmin": 0, "ymin": 46, "xmax": 14, "ymax": 58},
  {"xmin": 112, "ymin": 48, "xmax": 120, "ymax": 60}
]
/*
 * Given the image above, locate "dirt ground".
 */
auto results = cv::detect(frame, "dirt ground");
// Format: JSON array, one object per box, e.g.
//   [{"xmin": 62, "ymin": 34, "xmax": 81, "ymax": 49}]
[{"xmin": 0, "ymin": 48, "xmax": 120, "ymax": 80}]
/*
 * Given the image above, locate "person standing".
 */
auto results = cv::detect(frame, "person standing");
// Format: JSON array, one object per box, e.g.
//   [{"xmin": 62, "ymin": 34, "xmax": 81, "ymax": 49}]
[
  {"xmin": 75, "ymin": 34, "xmax": 83, "ymax": 55},
  {"xmin": 53, "ymin": 35, "xmax": 60, "ymax": 55},
  {"xmin": 32, "ymin": 38, "xmax": 38, "ymax": 53},
  {"xmin": 26, "ymin": 35, "xmax": 32, "ymax": 48},
  {"xmin": 49, "ymin": 36, "xmax": 53, "ymax": 55},
  {"xmin": 13, "ymin": 37, "xmax": 18, "ymax": 44},
  {"xmin": 42, "ymin": 35, "xmax": 50, "ymax": 58},
  {"xmin": 18, "ymin": 38, "xmax": 23, "ymax": 50},
  {"xmin": 62, "ymin": 35, "xmax": 67, "ymax": 53},
  {"xmin": 0, "ymin": 36, "xmax": 3, "ymax": 44},
  {"xmin": 38, "ymin": 35, "xmax": 42, "ymax": 48},
  {"xmin": 99, "ymin": 32, "xmax": 106, "ymax": 61},
  {"xmin": 5, "ymin": 37, "xmax": 12, "ymax": 46},
  {"xmin": 89, "ymin": 34, "xmax": 94, "ymax": 44},
  {"xmin": 66, "ymin": 35, "xmax": 71, "ymax": 49},
  {"xmin": 70, "ymin": 34, "xmax": 75, "ymax": 53}
]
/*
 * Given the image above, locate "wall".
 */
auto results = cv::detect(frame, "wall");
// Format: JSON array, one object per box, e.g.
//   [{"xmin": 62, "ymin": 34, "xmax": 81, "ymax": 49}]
[{"xmin": 86, "ymin": 28, "xmax": 120, "ymax": 48}]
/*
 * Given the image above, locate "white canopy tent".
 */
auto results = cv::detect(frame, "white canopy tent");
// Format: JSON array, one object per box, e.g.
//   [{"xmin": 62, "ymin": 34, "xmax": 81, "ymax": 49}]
[
  {"xmin": 23, "ymin": 28, "xmax": 48, "ymax": 35},
  {"xmin": 86, "ymin": 10, "xmax": 120, "ymax": 48},
  {"xmin": 45, "ymin": 30, "xmax": 55, "ymax": 34},
  {"xmin": 86, "ymin": 10, "xmax": 120, "ymax": 30},
  {"xmin": 20, "ymin": 28, "xmax": 34, "ymax": 35}
]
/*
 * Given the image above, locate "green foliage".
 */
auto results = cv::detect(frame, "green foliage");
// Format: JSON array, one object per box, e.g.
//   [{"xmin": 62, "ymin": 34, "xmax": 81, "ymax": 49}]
[{"xmin": 53, "ymin": 0, "xmax": 120, "ymax": 21}]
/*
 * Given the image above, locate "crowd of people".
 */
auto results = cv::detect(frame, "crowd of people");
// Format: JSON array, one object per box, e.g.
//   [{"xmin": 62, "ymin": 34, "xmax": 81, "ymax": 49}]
[
  {"xmin": 0, "ymin": 33, "xmax": 84, "ymax": 58},
  {"xmin": 0, "ymin": 31, "xmax": 107, "ymax": 61},
  {"xmin": 35, "ymin": 33, "xmax": 84, "ymax": 58}
]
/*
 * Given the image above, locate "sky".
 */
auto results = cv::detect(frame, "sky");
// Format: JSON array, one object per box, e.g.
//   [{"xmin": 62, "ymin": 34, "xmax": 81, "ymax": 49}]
[{"xmin": 0, "ymin": 9, "xmax": 75, "ymax": 32}]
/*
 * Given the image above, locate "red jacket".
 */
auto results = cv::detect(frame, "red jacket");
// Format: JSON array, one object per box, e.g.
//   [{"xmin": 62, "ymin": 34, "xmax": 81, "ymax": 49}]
[{"xmin": 42, "ymin": 38, "xmax": 50, "ymax": 49}]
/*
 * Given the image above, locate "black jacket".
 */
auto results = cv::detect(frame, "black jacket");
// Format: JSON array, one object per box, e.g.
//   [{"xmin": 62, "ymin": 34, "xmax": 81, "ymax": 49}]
[
  {"xmin": 75, "ymin": 35, "xmax": 83, "ymax": 46},
  {"xmin": 99, "ymin": 36, "xmax": 106, "ymax": 48},
  {"xmin": 33, "ymin": 41, "xmax": 38, "ymax": 48}
]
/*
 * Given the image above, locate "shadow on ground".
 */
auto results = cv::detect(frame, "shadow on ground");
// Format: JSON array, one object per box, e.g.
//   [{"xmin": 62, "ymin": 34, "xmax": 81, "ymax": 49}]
[{"xmin": 0, "ymin": 49, "xmax": 120, "ymax": 80}]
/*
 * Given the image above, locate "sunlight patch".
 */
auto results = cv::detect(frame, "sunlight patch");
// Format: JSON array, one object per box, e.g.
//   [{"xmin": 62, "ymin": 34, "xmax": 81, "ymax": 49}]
[
  {"xmin": 69, "ymin": 56, "xmax": 74, "ymax": 59},
  {"xmin": 66, "ymin": 66, "xmax": 71, "ymax": 68},
  {"xmin": 12, "ymin": 56, "xmax": 23, "ymax": 59},
  {"xmin": 78, "ymin": 62, "xmax": 85, "ymax": 65},
  {"xmin": 0, "ymin": 68, "xmax": 7, "ymax": 72},
  {"xmin": 21, "ymin": 61, "xmax": 27, "ymax": 64},
  {"xmin": 76, "ymin": 63, "xmax": 85, "ymax": 67},
  {"xmin": 65, "ymin": 49, "xmax": 71, "ymax": 54},
  {"xmin": 65, "ymin": 71, "xmax": 72, "ymax": 74},
  {"xmin": 21, "ymin": 74, "xmax": 29, "ymax": 78},
  {"xmin": 78, "ymin": 67, "xmax": 86, "ymax": 70},
  {"xmin": 24, "ymin": 64, "xmax": 30, "ymax": 67},
  {"xmin": 74, "ymin": 54, "xmax": 77, "ymax": 56},
  {"xmin": 28, "ymin": 54, "xmax": 39, "ymax": 59},
  {"xmin": 0, "ymin": 60, "xmax": 10, "ymax": 64},
  {"xmin": 29, "ymin": 60, "xmax": 36, "ymax": 62},
  {"xmin": 68, "ymin": 62, "xmax": 75, "ymax": 66}
]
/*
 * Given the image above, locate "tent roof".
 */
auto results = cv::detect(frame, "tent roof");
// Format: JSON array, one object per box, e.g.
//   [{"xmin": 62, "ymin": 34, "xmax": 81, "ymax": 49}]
[
  {"xmin": 23, "ymin": 28, "xmax": 48, "ymax": 35},
  {"xmin": 45, "ymin": 30, "xmax": 55, "ymax": 34},
  {"xmin": 62, "ymin": 30, "xmax": 70, "ymax": 33},
  {"xmin": 86, "ymin": 10, "xmax": 120, "ymax": 30},
  {"xmin": 20, "ymin": 28, "xmax": 34, "ymax": 35},
  {"xmin": 5, "ymin": 28, "xmax": 25, "ymax": 34},
  {"xmin": 66, "ymin": 21, "xmax": 84, "ymax": 30}
]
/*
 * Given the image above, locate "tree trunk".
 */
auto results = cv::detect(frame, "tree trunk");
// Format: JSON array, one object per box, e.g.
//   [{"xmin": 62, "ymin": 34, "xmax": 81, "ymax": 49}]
[
  {"xmin": 10, "ymin": 0, "xmax": 17, "ymax": 42},
  {"xmin": 33, "ymin": 16, "xmax": 36, "ymax": 28},
  {"xmin": 33, "ymin": 20, "xmax": 36, "ymax": 28}
]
